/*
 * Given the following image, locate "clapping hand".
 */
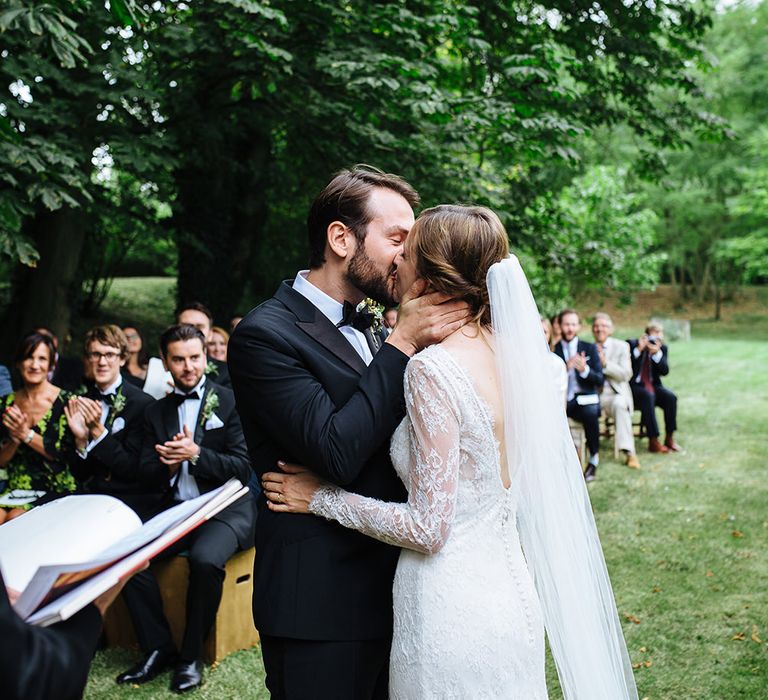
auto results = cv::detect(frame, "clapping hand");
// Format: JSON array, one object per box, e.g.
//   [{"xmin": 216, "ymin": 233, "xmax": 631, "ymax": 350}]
[
  {"xmin": 567, "ymin": 351, "xmax": 588, "ymax": 373},
  {"xmin": 155, "ymin": 424, "xmax": 200, "ymax": 475},
  {"xmin": 77, "ymin": 397, "xmax": 106, "ymax": 440},
  {"xmin": 2, "ymin": 405, "xmax": 30, "ymax": 444},
  {"xmin": 596, "ymin": 345, "xmax": 607, "ymax": 369},
  {"xmin": 64, "ymin": 398, "xmax": 89, "ymax": 448}
]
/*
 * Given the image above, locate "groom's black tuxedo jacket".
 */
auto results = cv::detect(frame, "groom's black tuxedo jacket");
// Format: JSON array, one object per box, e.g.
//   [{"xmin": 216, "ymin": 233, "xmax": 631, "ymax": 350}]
[
  {"xmin": 554, "ymin": 338, "xmax": 604, "ymax": 396},
  {"xmin": 138, "ymin": 382, "xmax": 255, "ymax": 549},
  {"xmin": 228, "ymin": 280, "xmax": 409, "ymax": 641}
]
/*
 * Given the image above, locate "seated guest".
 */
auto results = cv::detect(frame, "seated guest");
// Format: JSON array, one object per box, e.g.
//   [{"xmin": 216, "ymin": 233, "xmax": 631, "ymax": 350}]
[
  {"xmin": 64, "ymin": 325, "xmax": 158, "ymax": 521},
  {"xmin": 35, "ymin": 327, "xmax": 84, "ymax": 393},
  {"xmin": 592, "ymin": 313, "xmax": 641, "ymax": 469},
  {"xmin": 176, "ymin": 302, "xmax": 231, "ymax": 387},
  {"xmin": 116, "ymin": 324, "xmax": 254, "ymax": 692},
  {"xmin": 541, "ymin": 317, "xmax": 567, "ymax": 406},
  {"xmin": 628, "ymin": 323, "xmax": 681, "ymax": 453},
  {"xmin": 122, "ymin": 324, "xmax": 149, "ymax": 388},
  {"xmin": 208, "ymin": 326, "xmax": 229, "ymax": 363},
  {"xmin": 0, "ymin": 364, "xmax": 11, "ymax": 396},
  {"xmin": 0, "ymin": 332, "xmax": 76, "ymax": 522},
  {"xmin": 554, "ymin": 309, "xmax": 604, "ymax": 482}
]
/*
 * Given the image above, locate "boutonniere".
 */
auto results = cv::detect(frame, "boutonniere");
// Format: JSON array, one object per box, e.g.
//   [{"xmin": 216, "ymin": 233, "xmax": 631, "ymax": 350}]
[
  {"xmin": 111, "ymin": 386, "xmax": 126, "ymax": 414},
  {"xmin": 205, "ymin": 360, "xmax": 219, "ymax": 377},
  {"xmin": 201, "ymin": 390, "xmax": 220, "ymax": 425},
  {"xmin": 358, "ymin": 298, "xmax": 384, "ymax": 334}
]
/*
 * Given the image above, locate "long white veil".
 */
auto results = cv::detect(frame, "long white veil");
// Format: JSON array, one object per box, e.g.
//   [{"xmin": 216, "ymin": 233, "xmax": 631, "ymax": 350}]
[{"xmin": 488, "ymin": 256, "xmax": 638, "ymax": 699}]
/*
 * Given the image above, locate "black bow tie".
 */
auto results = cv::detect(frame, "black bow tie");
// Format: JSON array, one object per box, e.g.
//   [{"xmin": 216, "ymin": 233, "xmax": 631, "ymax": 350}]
[
  {"xmin": 337, "ymin": 301, "xmax": 375, "ymax": 332},
  {"xmin": 86, "ymin": 387, "xmax": 115, "ymax": 405},
  {"xmin": 173, "ymin": 390, "xmax": 200, "ymax": 405}
]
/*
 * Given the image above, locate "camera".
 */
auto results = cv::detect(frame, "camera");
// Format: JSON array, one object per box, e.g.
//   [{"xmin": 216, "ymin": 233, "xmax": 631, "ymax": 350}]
[{"xmin": 646, "ymin": 335, "xmax": 659, "ymax": 344}]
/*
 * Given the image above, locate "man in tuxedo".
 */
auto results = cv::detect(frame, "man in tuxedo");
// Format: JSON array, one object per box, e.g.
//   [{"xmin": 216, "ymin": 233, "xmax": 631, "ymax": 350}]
[
  {"xmin": 228, "ymin": 166, "xmax": 470, "ymax": 700},
  {"xmin": 176, "ymin": 301, "xmax": 231, "ymax": 387},
  {"xmin": 116, "ymin": 324, "xmax": 254, "ymax": 693},
  {"xmin": 554, "ymin": 309, "xmax": 605, "ymax": 481},
  {"xmin": 592, "ymin": 313, "xmax": 641, "ymax": 469},
  {"xmin": 65, "ymin": 325, "xmax": 159, "ymax": 520},
  {"xmin": 628, "ymin": 323, "xmax": 681, "ymax": 453}
]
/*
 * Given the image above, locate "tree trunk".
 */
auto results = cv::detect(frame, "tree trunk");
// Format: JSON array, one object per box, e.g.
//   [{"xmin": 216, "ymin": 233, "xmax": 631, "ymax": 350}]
[{"xmin": 2, "ymin": 207, "xmax": 87, "ymax": 357}]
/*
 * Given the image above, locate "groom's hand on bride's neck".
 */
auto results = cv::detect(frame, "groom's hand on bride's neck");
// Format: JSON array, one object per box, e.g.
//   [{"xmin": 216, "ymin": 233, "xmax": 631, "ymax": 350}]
[{"xmin": 386, "ymin": 280, "xmax": 471, "ymax": 357}]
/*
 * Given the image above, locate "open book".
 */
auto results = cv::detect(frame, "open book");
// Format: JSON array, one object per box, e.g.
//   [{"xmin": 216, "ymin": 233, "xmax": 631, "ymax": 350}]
[{"xmin": 0, "ymin": 478, "xmax": 249, "ymax": 626}]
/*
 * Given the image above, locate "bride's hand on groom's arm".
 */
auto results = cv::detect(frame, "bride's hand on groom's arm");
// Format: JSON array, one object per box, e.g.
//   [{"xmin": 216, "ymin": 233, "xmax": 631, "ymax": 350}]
[
  {"xmin": 262, "ymin": 460, "xmax": 325, "ymax": 514},
  {"xmin": 386, "ymin": 279, "xmax": 471, "ymax": 357}
]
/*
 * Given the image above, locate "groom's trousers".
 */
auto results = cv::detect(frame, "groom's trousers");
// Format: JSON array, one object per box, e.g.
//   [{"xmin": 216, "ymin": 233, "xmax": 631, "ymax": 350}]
[{"xmin": 260, "ymin": 634, "xmax": 390, "ymax": 700}]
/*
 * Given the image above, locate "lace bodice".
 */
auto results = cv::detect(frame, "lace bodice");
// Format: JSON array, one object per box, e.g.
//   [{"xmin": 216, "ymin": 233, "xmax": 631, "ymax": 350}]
[{"xmin": 310, "ymin": 343, "xmax": 512, "ymax": 553}]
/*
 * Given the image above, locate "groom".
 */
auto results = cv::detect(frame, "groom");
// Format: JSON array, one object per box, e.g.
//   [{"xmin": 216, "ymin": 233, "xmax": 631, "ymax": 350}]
[{"xmin": 228, "ymin": 166, "xmax": 469, "ymax": 699}]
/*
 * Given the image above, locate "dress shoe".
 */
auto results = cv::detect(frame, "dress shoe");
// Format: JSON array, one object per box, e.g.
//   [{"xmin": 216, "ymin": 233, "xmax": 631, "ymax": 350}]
[
  {"xmin": 584, "ymin": 463, "xmax": 597, "ymax": 482},
  {"xmin": 664, "ymin": 434, "xmax": 683, "ymax": 452},
  {"xmin": 116, "ymin": 648, "xmax": 177, "ymax": 685},
  {"xmin": 648, "ymin": 437, "xmax": 669, "ymax": 454},
  {"xmin": 170, "ymin": 659, "xmax": 204, "ymax": 693},
  {"xmin": 625, "ymin": 453, "xmax": 641, "ymax": 469}
]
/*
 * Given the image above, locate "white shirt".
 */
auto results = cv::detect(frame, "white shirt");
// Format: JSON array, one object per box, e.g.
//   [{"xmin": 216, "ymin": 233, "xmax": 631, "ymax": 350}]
[
  {"xmin": 293, "ymin": 270, "xmax": 373, "ymax": 365},
  {"xmin": 560, "ymin": 337, "xmax": 590, "ymax": 402},
  {"xmin": 171, "ymin": 376, "xmax": 206, "ymax": 501},
  {"xmin": 82, "ymin": 375, "xmax": 123, "ymax": 455}
]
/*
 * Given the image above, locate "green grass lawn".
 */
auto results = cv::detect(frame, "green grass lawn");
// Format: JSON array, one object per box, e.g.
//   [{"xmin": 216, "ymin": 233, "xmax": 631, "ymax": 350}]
[{"xmin": 83, "ymin": 286, "xmax": 767, "ymax": 699}]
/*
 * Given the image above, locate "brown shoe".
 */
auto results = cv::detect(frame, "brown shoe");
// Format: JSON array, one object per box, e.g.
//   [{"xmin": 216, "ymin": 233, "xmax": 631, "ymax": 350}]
[
  {"xmin": 648, "ymin": 437, "xmax": 669, "ymax": 453},
  {"xmin": 664, "ymin": 434, "xmax": 683, "ymax": 452},
  {"xmin": 625, "ymin": 453, "xmax": 641, "ymax": 469}
]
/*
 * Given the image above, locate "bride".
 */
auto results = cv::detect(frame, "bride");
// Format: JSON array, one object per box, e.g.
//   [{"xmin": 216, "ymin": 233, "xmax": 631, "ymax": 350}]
[{"xmin": 262, "ymin": 205, "xmax": 638, "ymax": 699}]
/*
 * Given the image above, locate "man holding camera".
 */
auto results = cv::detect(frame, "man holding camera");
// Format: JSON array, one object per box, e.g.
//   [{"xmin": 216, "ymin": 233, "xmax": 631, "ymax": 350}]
[{"xmin": 628, "ymin": 323, "xmax": 681, "ymax": 453}]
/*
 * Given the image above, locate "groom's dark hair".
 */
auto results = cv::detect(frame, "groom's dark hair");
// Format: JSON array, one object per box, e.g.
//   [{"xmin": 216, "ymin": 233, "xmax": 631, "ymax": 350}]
[{"xmin": 307, "ymin": 165, "xmax": 420, "ymax": 268}]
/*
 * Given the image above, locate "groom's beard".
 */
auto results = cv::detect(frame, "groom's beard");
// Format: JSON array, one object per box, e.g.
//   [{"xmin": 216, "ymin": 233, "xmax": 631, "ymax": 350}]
[{"xmin": 346, "ymin": 241, "xmax": 397, "ymax": 307}]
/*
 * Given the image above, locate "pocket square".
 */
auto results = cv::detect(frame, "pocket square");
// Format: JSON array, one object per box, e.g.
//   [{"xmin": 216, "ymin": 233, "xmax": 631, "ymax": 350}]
[
  {"xmin": 205, "ymin": 413, "xmax": 224, "ymax": 431},
  {"xmin": 111, "ymin": 417, "xmax": 126, "ymax": 434}
]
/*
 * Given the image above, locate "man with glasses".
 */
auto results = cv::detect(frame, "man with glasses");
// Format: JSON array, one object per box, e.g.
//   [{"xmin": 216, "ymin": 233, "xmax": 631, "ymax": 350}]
[{"xmin": 64, "ymin": 325, "xmax": 158, "ymax": 519}]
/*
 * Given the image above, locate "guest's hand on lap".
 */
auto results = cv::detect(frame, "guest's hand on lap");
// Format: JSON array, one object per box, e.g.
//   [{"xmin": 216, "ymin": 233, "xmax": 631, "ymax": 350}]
[{"xmin": 262, "ymin": 461, "xmax": 324, "ymax": 514}]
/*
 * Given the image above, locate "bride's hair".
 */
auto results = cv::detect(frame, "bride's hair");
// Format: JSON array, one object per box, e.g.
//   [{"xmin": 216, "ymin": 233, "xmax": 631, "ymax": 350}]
[{"xmin": 410, "ymin": 205, "xmax": 509, "ymax": 326}]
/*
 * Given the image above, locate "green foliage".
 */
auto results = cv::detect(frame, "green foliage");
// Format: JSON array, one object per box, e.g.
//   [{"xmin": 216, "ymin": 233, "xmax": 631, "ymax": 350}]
[{"xmin": 521, "ymin": 165, "xmax": 661, "ymax": 314}]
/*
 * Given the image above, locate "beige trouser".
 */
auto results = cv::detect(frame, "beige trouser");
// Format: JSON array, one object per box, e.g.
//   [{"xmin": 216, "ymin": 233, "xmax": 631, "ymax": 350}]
[{"xmin": 600, "ymin": 391, "xmax": 636, "ymax": 454}]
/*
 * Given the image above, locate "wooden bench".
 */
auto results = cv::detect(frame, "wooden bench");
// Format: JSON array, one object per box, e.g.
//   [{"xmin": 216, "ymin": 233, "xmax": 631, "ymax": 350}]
[{"xmin": 103, "ymin": 547, "xmax": 259, "ymax": 663}]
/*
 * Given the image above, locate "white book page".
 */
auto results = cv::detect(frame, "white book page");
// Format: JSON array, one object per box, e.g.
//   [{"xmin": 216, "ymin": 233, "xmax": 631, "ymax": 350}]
[
  {"xmin": 0, "ymin": 495, "xmax": 141, "ymax": 594},
  {"xmin": 27, "ymin": 482, "xmax": 249, "ymax": 626},
  {"xmin": 142, "ymin": 356, "xmax": 174, "ymax": 399}
]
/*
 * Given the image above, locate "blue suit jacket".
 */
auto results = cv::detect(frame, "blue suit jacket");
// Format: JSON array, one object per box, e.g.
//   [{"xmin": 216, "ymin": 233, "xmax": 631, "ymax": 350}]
[{"xmin": 0, "ymin": 365, "xmax": 11, "ymax": 396}]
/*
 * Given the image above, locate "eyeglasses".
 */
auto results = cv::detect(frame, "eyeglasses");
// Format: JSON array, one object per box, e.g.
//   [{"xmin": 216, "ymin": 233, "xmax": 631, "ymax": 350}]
[
  {"xmin": 87, "ymin": 351, "xmax": 121, "ymax": 362},
  {"xmin": 124, "ymin": 333, "xmax": 139, "ymax": 341}
]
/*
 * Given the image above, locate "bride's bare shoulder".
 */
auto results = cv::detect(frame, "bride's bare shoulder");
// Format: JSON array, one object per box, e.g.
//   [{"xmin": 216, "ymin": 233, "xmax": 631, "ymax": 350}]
[{"xmin": 437, "ymin": 326, "xmax": 492, "ymax": 365}]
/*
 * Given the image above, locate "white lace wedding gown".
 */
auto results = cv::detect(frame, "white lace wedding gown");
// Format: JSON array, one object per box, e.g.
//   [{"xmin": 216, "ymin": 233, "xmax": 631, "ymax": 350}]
[{"xmin": 311, "ymin": 344, "xmax": 549, "ymax": 698}]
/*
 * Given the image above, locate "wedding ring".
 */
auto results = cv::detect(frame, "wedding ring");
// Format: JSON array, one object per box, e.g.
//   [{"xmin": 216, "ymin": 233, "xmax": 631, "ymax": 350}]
[{"xmin": 278, "ymin": 492, "xmax": 283, "ymax": 502}]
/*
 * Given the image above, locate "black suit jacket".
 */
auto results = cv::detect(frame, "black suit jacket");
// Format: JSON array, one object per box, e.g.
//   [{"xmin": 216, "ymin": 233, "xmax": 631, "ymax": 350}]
[
  {"xmin": 554, "ymin": 338, "xmax": 605, "ymax": 396},
  {"xmin": 69, "ymin": 380, "xmax": 160, "ymax": 520},
  {"xmin": 1, "ymin": 571, "xmax": 102, "ymax": 700},
  {"xmin": 228, "ymin": 280, "xmax": 409, "ymax": 641},
  {"xmin": 627, "ymin": 339, "xmax": 670, "ymax": 388},
  {"xmin": 206, "ymin": 356, "xmax": 231, "ymax": 388},
  {"xmin": 139, "ymin": 381, "xmax": 255, "ymax": 549}
]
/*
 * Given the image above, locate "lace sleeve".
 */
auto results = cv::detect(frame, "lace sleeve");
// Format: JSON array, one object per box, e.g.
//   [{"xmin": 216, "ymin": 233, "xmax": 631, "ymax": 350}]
[{"xmin": 309, "ymin": 354, "xmax": 461, "ymax": 554}]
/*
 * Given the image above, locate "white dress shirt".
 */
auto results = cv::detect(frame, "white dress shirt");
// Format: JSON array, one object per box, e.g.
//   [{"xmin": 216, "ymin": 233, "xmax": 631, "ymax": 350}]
[
  {"xmin": 171, "ymin": 376, "xmax": 206, "ymax": 501},
  {"xmin": 82, "ymin": 375, "xmax": 123, "ymax": 455},
  {"xmin": 560, "ymin": 337, "xmax": 591, "ymax": 402},
  {"xmin": 293, "ymin": 270, "xmax": 373, "ymax": 365}
]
